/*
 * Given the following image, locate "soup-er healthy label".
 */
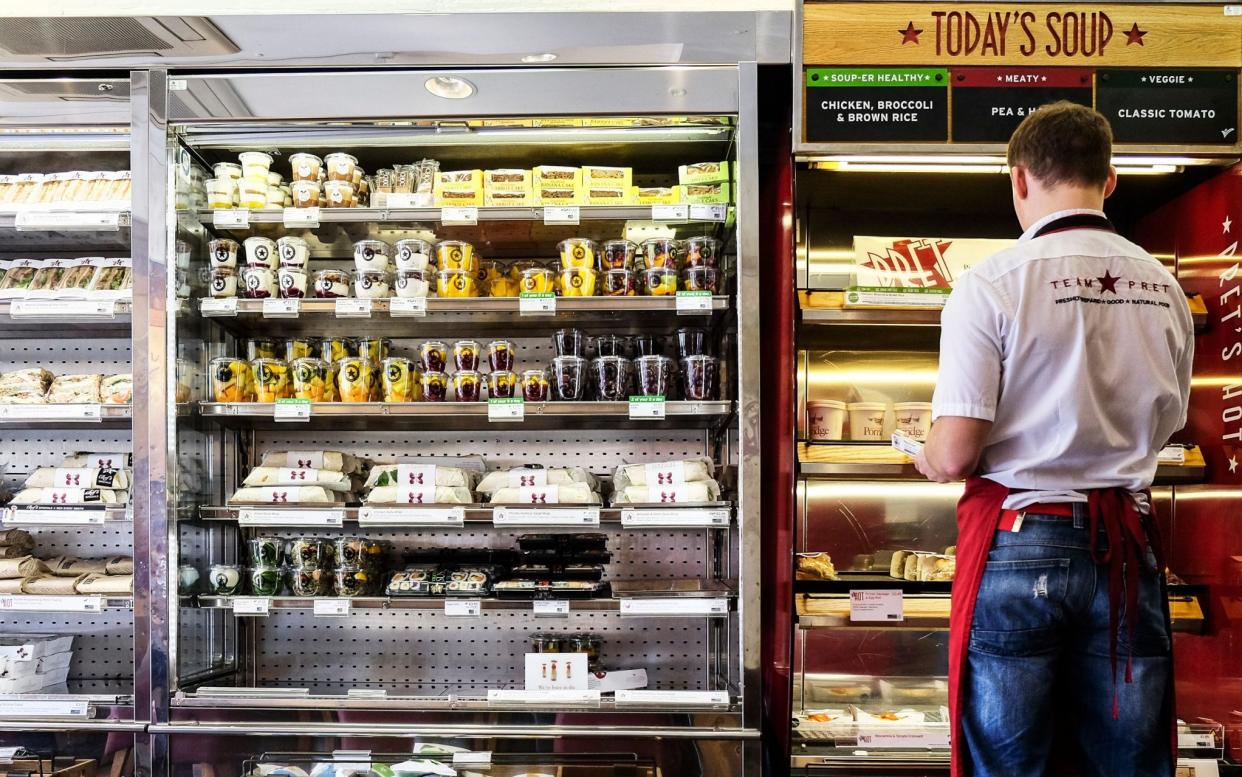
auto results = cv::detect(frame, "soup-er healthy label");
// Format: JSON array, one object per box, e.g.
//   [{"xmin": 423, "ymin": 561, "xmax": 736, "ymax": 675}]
[
  {"xmin": 1096, "ymin": 69, "xmax": 1238, "ymax": 144},
  {"xmin": 950, "ymin": 68, "xmax": 1093, "ymax": 142},
  {"xmin": 805, "ymin": 68, "xmax": 949, "ymax": 142}
]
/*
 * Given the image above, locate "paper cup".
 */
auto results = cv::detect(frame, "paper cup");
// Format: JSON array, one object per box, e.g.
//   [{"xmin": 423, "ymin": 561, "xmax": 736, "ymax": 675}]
[
  {"xmin": 894, "ymin": 402, "xmax": 933, "ymax": 441},
  {"xmin": 847, "ymin": 402, "xmax": 888, "ymax": 441},
  {"xmin": 807, "ymin": 399, "xmax": 847, "ymax": 441}
]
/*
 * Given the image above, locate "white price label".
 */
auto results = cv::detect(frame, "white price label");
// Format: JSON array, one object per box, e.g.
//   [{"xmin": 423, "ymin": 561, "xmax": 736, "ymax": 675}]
[
  {"xmin": 619, "ymin": 598, "xmax": 729, "ymax": 617},
  {"xmin": 274, "ymin": 398, "xmax": 311, "ymax": 422},
  {"xmin": 10, "ymin": 299, "xmax": 115, "ymax": 319},
  {"xmin": 4, "ymin": 506, "xmax": 107, "ymax": 526},
  {"xmin": 1227, "ymin": 4, "xmax": 1242, "ymax": 15},
  {"xmin": 262, "ymin": 298, "xmax": 300, "ymax": 318},
  {"xmin": 200, "ymin": 298, "xmax": 238, "ymax": 317},
  {"xmin": 388, "ymin": 296, "xmax": 427, "ymax": 317},
  {"xmin": 1179, "ymin": 732, "xmax": 1218, "ymax": 749},
  {"xmin": 856, "ymin": 731, "xmax": 950, "ymax": 749},
  {"xmin": 168, "ymin": 79, "xmax": 187, "ymax": 91},
  {"xmin": 212, "ymin": 209, "xmax": 250, "ymax": 229},
  {"xmin": 0, "ymin": 404, "xmax": 102, "ymax": 422},
  {"xmin": 488, "ymin": 397, "xmax": 525, "ymax": 422},
  {"xmin": 651, "ymin": 205, "xmax": 689, "ymax": 221},
  {"xmin": 232, "ymin": 597, "xmax": 270, "ymax": 616},
  {"xmin": 487, "ymin": 689, "xmax": 600, "ymax": 705},
  {"xmin": 629, "ymin": 395, "xmax": 666, "ymax": 419},
  {"xmin": 15, "ymin": 210, "xmax": 121, "ymax": 231},
  {"xmin": 445, "ymin": 599, "xmax": 481, "ymax": 617},
  {"xmin": 384, "ymin": 192, "xmax": 420, "ymax": 208},
  {"xmin": 452, "ymin": 752, "xmax": 492, "ymax": 767},
  {"xmin": 313, "ymin": 598, "xmax": 352, "ymax": 617},
  {"xmin": 335, "ymin": 298, "xmax": 372, "ymax": 318},
  {"xmin": 493, "ymin": 507, "xmax": 600, "ymax": 527},
  {"xmin": 689, "ymin": 204, "xmax": 728, "ymax": 222},
  {"xmin": 238, "ymin": 507, "xmax": 343, "ymax": 527},
  {"xmin": 519, "ymin": 292, "xmax": 556, "ymax": 315},
  {"xmin": 283, "ymin": 207, "xmax": 320, "ymax": 228},
  {"xmin": 357, "ymin": 506, "xmax": 465, "ymax": 526},
  {"xmin": 0, "ymin": 595, "xmax": 103, "ymax": 612},
  {"xmin": 620, "ymin": 508, "xmax": 729, "ymax": 528},
  {"xmin": 0, "ymin": 699, "xmax": 88, "ymax": 718},
  {"xmin": 675, "ymin": 290, "xmax": 713, "ymax": 314},
  {"xmin": 441, "ymin": 206, "xmax": 478, "ymax": 225},
  {"xmin": 615, "ymin": 690, "xmax": 730, "ymax": 706},
  {"xmin": 533, "ymin": 600, "xmax": 570, "ymax": 617},
  {"xmin": 849, "ymin": 589, "xmax": 904, "ymax": 623},
  {"xmin": 543, "ymin": 205, "xmax": 580, "ymax": 225}
]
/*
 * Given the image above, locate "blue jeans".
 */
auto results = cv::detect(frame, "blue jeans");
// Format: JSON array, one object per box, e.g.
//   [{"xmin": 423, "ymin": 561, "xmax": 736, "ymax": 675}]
[{"xmin": 962, "ymin": 508, "xmax": 1173, "ymax": 777}]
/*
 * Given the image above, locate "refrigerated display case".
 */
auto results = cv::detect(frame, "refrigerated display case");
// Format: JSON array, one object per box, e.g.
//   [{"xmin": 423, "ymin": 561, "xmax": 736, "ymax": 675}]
[
  {"xmin": 0, "ymin": 77, "xmax": 143, "ymax": 766},
  {"xmin": 142, "ymin": 65, "xmax": 761, "ymax": 774},
  {"xmin": 784, "ymin": 2, "xmax": 1242, "ymax": 774}
]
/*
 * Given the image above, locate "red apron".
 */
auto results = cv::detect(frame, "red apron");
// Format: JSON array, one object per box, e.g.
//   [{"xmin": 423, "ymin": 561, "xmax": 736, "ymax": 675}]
[{"xmin": 948, "ymin": 476, "xmax": 1176, "ymax": 777}]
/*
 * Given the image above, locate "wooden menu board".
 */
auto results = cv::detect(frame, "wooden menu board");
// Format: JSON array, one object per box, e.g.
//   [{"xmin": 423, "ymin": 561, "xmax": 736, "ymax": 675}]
[{"xmin": 803, "ymin": 4, "xmax": 1242, "ymax": 68}]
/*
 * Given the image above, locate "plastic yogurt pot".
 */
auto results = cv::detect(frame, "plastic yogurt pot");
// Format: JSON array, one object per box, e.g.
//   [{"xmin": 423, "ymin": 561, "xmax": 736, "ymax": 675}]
[
  {"xmin": 807, "ymin": 399, "xmax": 847, "ymax": 442},
  {"xmin": 847, "ymin": 402, "xmax": 888, "ymax": 441},
  {"xmin": 893, "ymin": 401, "xmax": 934, "ymax": 441},
  {"xmin": 243, "ymin": 236, "xmax": 277, "ymax": 269},
  {"xmin": 277, "ymin": 236, "xmax": 310, "ymax": 268},
  {"xmin": 239, "ymin": 151, "xmax": 273, "ymax": 181}
]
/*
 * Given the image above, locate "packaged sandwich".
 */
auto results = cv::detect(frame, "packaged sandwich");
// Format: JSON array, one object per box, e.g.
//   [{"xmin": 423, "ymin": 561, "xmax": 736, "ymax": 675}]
[
  {"xmin": 45, "ymin": 374, "xmax": 102, "ymax": 404},
  {"xmin": 475, "ymin": 466, "xmax": 598, "ymax": 496},
  {"xmin": 241, "ymin": 467, "xmax": 352, "ymax": 492},
  {"xmin": 228, "ymin": 486, "xmax": 341, "ymax": 504},
  {"xmin": 258, "ymin": 450, "xmax": 361, "ymax": 474},
  {"xmin": 23, "ymin": 467, "xmax": 129, "ymax": 491}
]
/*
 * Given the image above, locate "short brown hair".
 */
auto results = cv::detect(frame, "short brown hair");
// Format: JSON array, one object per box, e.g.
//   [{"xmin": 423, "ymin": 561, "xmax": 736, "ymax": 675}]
[{"xmin": 1007, "ymin": 101, "xmax": 1113, "ymax": 188}]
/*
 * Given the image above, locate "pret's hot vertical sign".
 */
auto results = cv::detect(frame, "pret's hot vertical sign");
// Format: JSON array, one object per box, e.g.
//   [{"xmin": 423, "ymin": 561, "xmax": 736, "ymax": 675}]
[
  {"xmin": 805, "ymin": 68, "xmax": 949, "ymax": 142},
  {"xmin": 951, "ymin": 68, "xmax": 1093, "ymax": 142}
]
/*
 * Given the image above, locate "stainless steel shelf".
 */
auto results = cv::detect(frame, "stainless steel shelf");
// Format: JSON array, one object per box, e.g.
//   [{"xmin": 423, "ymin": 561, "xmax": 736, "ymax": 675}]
[
  {"xmin": 0, "ymin": 689, "xmax": 137, "ymax": 729},
  {"xmin": 198, "ymin": 295, "xmax": 729, "ymax": 336},
  {"xmin": 153, "ymin": 717, "xmax": 755, "ymax": 738},
  {"xmin": 0, "ymin": 403, "xmax": 131, "ymax": 429},
  {"xmin": 0, "ymin": 210, "xmax": 131, "ymax": 252},
  {"xmin": 197, "ymin": 503, "xmax": 733, "ymax": 528},
  {"xmin": 0, "ymin": 595, "xmax": 134, "ymax": 611},
  {"xmin": 0, "ymin": 299, "xmax": 131, "ymax": 337},
  {"xmin": 2, "ymin": 505, "xmax": 131, "ymax": 526},
  {"xmin": 791, "ymin": 753, "xmax": 949, "ymax": 772},
  {"xmin": 207, "ymin": 205, "xmax": 728, "ymax": 226},
  {"xmin": 197, "ymin": 400, "xmax": 733, "ymax": 430}
]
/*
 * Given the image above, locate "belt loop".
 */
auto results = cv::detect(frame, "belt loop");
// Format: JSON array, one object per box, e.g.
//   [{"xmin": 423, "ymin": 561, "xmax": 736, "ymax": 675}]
[{"xmin": 1074, "ymin": 504, "xmax": 1086, "ymax": 530}]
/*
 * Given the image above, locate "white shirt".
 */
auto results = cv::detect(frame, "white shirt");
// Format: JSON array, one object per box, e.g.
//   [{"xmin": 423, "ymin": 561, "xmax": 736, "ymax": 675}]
[{"xmin": 931, "ymin": 209, "xmax": 1194, "ymax": 510}]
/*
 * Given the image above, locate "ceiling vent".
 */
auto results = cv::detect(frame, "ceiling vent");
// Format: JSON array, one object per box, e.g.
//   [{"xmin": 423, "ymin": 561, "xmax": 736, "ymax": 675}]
[{"xmin": 0, "ymin": 17, "xmax": 238, "ymax": 60}]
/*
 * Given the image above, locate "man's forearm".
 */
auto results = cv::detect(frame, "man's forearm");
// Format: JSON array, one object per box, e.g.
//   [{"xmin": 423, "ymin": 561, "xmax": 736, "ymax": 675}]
[{"xmin": 917, "ymin": 416, "xmax": 994, "ymax": 482}]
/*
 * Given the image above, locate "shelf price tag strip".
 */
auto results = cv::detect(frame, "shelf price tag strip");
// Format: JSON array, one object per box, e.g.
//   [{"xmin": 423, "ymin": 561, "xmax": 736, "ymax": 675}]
[
  {"xmin": 849, "ymin": 589, "xmax": 904, "ymax": 623},
  {"xmin": 232, "ymin": 597, "xmax": 271, "ymax": 616},
  {"xmin": 273, "ymin": 398, "xmax": 311, "ymax": 422},
  {"xmin": 262, "ymin": 299, "xmax": 300, "ymax": 318},
  {"xmin": 0, "ymin": 698, "xmax": 89, "ymax": 718},
  {"xmin": 3, "ymin": 505, "xmax": 107, "ymax": 525},
  {"xmin": 388, "ymin": 297, "xmax": 427, "ymax": 317},
  {"xmin": 675, "ymin": 290, "xmax": 713, "ymax": 315},
  {"xmin": 238, "ymin": 507, "xmax": 344, "ymax": 527},
  {"xmin": 283, "ymin": 207, "xmax": 320, "ymax": 228},
  {"xmin": 533, "ymin": 600, "xmax": 570, "ymax": 617},
  {"xmin": 614, "ymin": 690, "xmax": 730, "ymax": 706},
  {"xmin": 488, "ymin": 397, "xmax": 525, "ymax": 422},
  {"xmin": 200, "ymin": 298, "xmax": 238, "ymax": 317},
  {"xmin": 619, "ymin": 598, "xmax": 729, "ymax": 617},
  {"xmin": 0, "ymin": 595, "xmax": 103, "ymax": 612},
  {"xmin": 10, "ymin": 299, "xmax": 116, "ymax": 320},
  {"xmin": 543, "ymin": 206, "xmax": 580, "ymax": 225},
  {"xmin": 688, "ymin": 204, "xmax": 728, "ymax": 222},
  {"xmin": 628, "ymin": 395, "xmax": 666, "ymax": 420},
  {"xmin": 358, "ymin": 506, "xmax": 465, "ymax": 527},
  {"xmin": 212, "ymin": 210, "xmax": 250, "ymax": 229},
  {"xmin": 445, "ymin": 599, "xmax": 481, "ymax": 617},
  {"xmin": 493, "ymin": 507, "xmax": 601, "ymax": 527},
  {"xmin": 313, "ymin": 598, "xmax": 352, "ymax": 617},
  {"xmin": 452, "ymin": 752, "xmax": 492, "ymax": 767},
  {"xmin": 856, "ymin": 730, "xmax": 950, "ymax": 749},
  {"xmin": 486, "ymin": 689, "xmax": 601, "ymax": 704},
  {"xmin": 0, "ymin": 404, "xmax": 102, "ymax": 422},
  {"xmin": 519, "ymin": 292, "xmax": 556, "ymax": 316},
  {"xmin": 620, "ymin": 508, "xmax": 729, "ymax": 528},
  {"xmin": 14, "ymin": 211, "xmax": 121, "ymax": 232},
  {"xmin": 651, "ymin": 205, "xmax": 689, "ymax": 221},
  {"xmin": 441, "ymin": 206, "xmax": 478, "ymax": 225}
]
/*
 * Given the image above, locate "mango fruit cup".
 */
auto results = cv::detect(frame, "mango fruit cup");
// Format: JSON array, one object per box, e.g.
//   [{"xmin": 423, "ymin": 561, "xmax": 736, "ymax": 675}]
[
  {"xmin": 211, "ymin": 358, "xmax": 255, "ymax": 402},
  {"xmin": 291, "ymin": 358, "xmax": 329, "ymax": 401},
  {"xmin": 252, "ymin": 358, "xmax": 291, "ymax": 402}
]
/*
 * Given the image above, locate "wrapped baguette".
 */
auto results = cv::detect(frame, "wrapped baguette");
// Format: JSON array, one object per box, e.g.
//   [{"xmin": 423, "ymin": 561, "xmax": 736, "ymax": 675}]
[
  {"xmin": 613, "ymin": 457, "xmax": 714, "ymax": 489},
  {"xmin": 476, "ymin": 467, "xmax": 597, "ymax": 495},
  {"xmin": 242, "ymin": 467, "xmax": 352, "ymax": 492},
  {"xmin": 613, "ymin": 480, "xmax": 721, "ymax": 505},
  {"xmin": 22, "ymin": 575, "xmax": 83, "ymax": 595},
  {"xmin": 259, "ymin": 450, "xmax": 360, "ymax": 474},
  {"xmin": 76, "ymin": 573, "xmax": 132, "ymax": 595},
  {"xmin": 228, "ymin": 486, "xmax": 340, "ymax": 504},
  {"xmin": 487, "ymin": 482, "xmax": 601, "ymax": 505},
  {"xmin": 45, "ymin": 556, "xmax": 109, "ymax": 577},
  {"xmin": 364, "ymin": 464, "xmax": 473, "ymax": 490},
  {"xmin": 105, "ymin": 556, "xmax": 133, "ymax": 575},
  {"xmin": 918, "ymin": 555, "xmax": 956, "ymax": 582},
  {"xmin": 0, "ymin": 578, "xmax": 28, "ymax": 594},
  {"xmin": 24, "ymin": 467, "xmax": 129, "ymax": 490},
  {"xmin": 0, "ymin": 556, "xmax": 49, "ymax": 579},
  {"xmin": 9, "ymin": 487, "xmax": 123, "ymax": 505},
  {"xmin": 364, "ymin": 485, "xmax": 474, "ymax": 505}
]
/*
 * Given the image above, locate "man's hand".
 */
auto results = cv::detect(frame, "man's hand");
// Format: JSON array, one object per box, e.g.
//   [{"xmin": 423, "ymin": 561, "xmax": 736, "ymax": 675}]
[{"xmin": 916, "ymin": 416, "xmax": 993, "ymax": 482}]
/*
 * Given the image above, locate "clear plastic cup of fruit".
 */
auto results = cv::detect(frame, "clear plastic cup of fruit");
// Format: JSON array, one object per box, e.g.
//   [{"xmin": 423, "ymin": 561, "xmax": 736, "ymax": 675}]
[
  {"xmin": 634, "ymin": 355, "xmax": 675, "ymax": 397},
  {"xmin": 419, "ymin": 341, "xmax": 448, "ymax": 373},
  {"xmin": 381, "ymin": 357, "xmax": 418, "ymax": 402},
  {"xmin": 600, "ymin": 239, "xmax": 637, "ymax": 270},
  {"xmin": 420, "ymin": 370, "xmax": 449, "ymax": 402},
  {"xmin": 558, "ymin": 267, "xmax": 597, "ymax": 297},
  {"xmin": 680, "ymin": 355, "xmax": 718, "ymax": 401},
  {"xmin": 681, "ymin": 267, "xmax": 719, "ymax": 293},
  {"xmin": 487, "ymin": 370, "xmax": 518, "ymax": 399},
  {"xmin": 488, "ymin": 340, "xmax": 516, "ymax": 372},
  {"xmin": 290, "ymin": 357, "xmax": 329, "ymax": 401},
  {"xmin": 251, "ymin": 358, "xmax": 291, "ymax": 401},
  {"xmin": 639, "ymin": 238, "xmax": 681, "ymax": 270},
  {"xmin": 602, "ymin": 268, "xmax": 636, "ymax": 296},
  {"xmin": 210, "ymin": 357, "xmax": 254, "ymax": 402},
  {"xmin": 521, "ymin": 369, "xmax": 550, "ymax": 402},
  {"xmin": 452, "ymin": 370, "xmax": 483, "ymax": 402},
  {"xmin": 683, "ymin": 236, "xmax": 722, "ymax": 268},
  {"xmin": 452, "ymin": 340, "xmax": 482, "ymax": 371},
  {"xmin": 592, "ymin": 335, "xmax": 630, "ymax": 359},
  {"xmin": 336, "ymin": 357, "xmax": 372, "ymax": 402},
  {"xmin": 551, "ymin": 356, "xmax": 587, "ymax": 400},
  {"xmin": 641, "ymin": 267, "xmax": 678, "ymax": 296},
  {"xmin": 590, "ymin": 356, "xmax": 633, "ymax": 401},
  {"xmin": 557, "ymin": 238, "xmax": 597, "ymax": 269},
  {"xmin": 553, "ymin": 328, "xmax": 585, "ymax": 357}
]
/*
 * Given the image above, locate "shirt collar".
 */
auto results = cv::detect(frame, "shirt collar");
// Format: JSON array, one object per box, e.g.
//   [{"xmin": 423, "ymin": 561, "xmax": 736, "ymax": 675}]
[{"xmin": 1019, "ymin": 208, "xmax": 1108, "ymax": 242}]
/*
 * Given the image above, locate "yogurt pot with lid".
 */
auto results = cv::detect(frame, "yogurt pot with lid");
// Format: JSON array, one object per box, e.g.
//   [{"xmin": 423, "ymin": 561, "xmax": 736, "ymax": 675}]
[
  {"xmin": 243, "ymin": 236, "xmax": 277, "ymax": 269},
  {"xmin": 277, "ymin": 236, "xmax": 310, "ymax": 268},
  {"xmin": 289, "ymin": 153, "xmax": 322, "ymax": 183},
  {"xmin": 893, "ymin": 401, "xmax": 933, "ymax": 441},
  {"xmin": 847, "ymin": 402, "xmax": 888, "ymax": 441},
  {"xmin": 326, "ymin": 152, "xmax": 359, "ymax": 182},
  {"xmin": 239, "ymin": 152, "xmax": 273, "ymax": 181},
  {"xmin": 353, "ymin": 239, "xmax": 391, "ymax": 272},
  {"xmin": 807, "ymin": 399, "xmax": 847, "ymax": 441},
  {"xmin": 314, "ymin": 269, "xmax": 350, "ymax": 298}
]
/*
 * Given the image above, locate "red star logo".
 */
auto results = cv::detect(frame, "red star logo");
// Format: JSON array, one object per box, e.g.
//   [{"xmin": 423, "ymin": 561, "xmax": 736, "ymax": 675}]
[
  {"xmin": 1097, "ymin": 269, "xmax": 1122, "ymax": 294},
  {"xmin": 1125, "ymin": 23, "xmax": 1147, "ymax": 46},
  {"xmin": 899, "ymin": 21, "xmax": 923, "ymax": 45}
]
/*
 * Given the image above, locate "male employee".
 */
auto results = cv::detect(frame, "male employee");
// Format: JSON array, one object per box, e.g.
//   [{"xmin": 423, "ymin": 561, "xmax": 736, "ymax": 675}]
[{"xmin": 914, "ymin": 101, "xmax": 1193, "ymax": 777}]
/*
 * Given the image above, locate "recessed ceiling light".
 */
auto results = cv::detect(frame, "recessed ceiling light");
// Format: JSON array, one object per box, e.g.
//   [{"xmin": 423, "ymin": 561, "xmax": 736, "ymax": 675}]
[
  {"xmin": 424, "ymin": 76, "xmax": 476, "ymax": 99},
  {"xmin": 521, "ymin": 53, "xmax": 558, "ymax": 63}
]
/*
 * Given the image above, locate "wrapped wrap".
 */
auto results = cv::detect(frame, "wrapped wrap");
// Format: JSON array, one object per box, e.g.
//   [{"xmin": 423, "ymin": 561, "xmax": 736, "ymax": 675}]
[
  {"xmin": 613, "ymin": 480, "xmax": 721, "ymax": 505},
  {"xmin": 24, "ymin": 467, "xmax": 129, "ymax": 490},
  {"xmin": 487, "ymin": 482, "xmax": 601, "ymax": 505},
  {"xmin": 22, "ymin": 575, "xmax": 83, "ymax": 595},
  {"xmin": 259, "ymin": 450, "xmax": 361, "ymax": 474},
  {"xmin": 228, "ymin": 486, "xmax": 340, "ymax": 504},
  {"xmin": 76, "ymin": 573, "xmax": 132, "ymax": 595},
  {"xmin": 612, "ymin": 457, "xmax": 714, "ymax": 489},
  {"xmin": 364, "ymin": 464, "xmax": 473, "ymax": 490},
  {"xmin": 364, "ymin": 485, "xmax": 474, "ymax": 505},
  {"xmin": 476, "ymin": 467, "xmax": 598, "ymax": 495},
  {"xmin": 0, "ymin": 556, "xmax": 49, "ymax": 579},
  {"xmin": 242, "ymin": 467, "xmax": 352, "ymax": 492},
  {"xmin": 9, "ymin": 487, "xmax": 123, "ymax": 505}
]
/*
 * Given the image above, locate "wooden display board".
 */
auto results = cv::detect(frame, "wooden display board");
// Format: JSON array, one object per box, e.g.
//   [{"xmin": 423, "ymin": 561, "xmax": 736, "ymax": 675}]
[{"xmin": 804, "ymin": 3, "xmax": 1242, "ymax": 68}]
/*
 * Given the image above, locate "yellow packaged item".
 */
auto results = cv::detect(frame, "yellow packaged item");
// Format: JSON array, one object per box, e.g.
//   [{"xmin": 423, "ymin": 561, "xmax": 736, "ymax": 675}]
[
  {"xmin": 586, "ymin": 187, "xmax": 627, "ymax": 206},
  {"xmin": 633, "ymin": 186, "xmax": 682, "ymax": 205},
  {"xmin": 290, "ymin": 358, "xmax": 329, "ymax": 402},
  {"xmin": 336, "ymin": 358, "xmax": 372, "ymax": 402},
  {"xmin": 559, "ymin": 267, "xmax": 598, "ymax": 297},
  {"xmin": 519, "ymin": 267, "xmax": 555, "ymax": 294},
  {"xmin": 381, "ymin": 357, "xmax": 420, "ymax": 402},
  {"xmin": 582, "ymin": 165, "xmax": 632, "ymax": 190},
  {"xmin": 252, "ymin": 358, "xmax": 291, "ymax": 402},
  {"xmin": 557, "ymin": 238, "xmax": 597, "ymax": 270},
  {"xmin": 210, "ymin": 358, "xmax": 254, "ymax": 403},
  {"xmin": 436, "ymin": 269, "xmax": 480, "ymax": 298}
]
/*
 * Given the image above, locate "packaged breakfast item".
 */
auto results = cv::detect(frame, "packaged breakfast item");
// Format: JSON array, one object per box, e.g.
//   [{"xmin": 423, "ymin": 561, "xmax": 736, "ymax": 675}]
[
  {"xmin": 90, "ymin": 259, "xmax": 132, "ymax": 294},
  {"xmin": 23, "ymin": 467, "xmax": 130, "ymax": 490},
  {"xmin": 10, "ymin": 487, "xmax": 124, "ymax": 505},
  {"xmin": 614, "ymin": 457, "xmax": 714, "ymax": 488},
  {"xmin": 363, "ymin": 464, "xmax": 473, "ymax": 490},
  {"xmin": 487, "ymin": 482, "xmax": 601, "ymax": 505},
  {"xmin": 258, "ymin": 450, "xmax": 361, "ymax": 474},
  {"xmin": 241, "ymin": 467, "xmax": 352, "ymax": 492},
  {"xmin": 228, "ymin": 485, "xmax": 340, "ymax": 504},
  {"xmin": 475, "ymin": 467, "xmax": 599, "ymax": 495},
  {"xmin": 277, "ymin": 265, "xmax": 308, "ymax": 299},
  {"xmin": 0, "ymin": 368, "xmax": 54, "ymax": 403},
  {"xmin": 613, "ymin": 480, "xmax": 721, "ymax": 505},
  {"xmin": 364, "ymin": 485, "xmax": 473, "ymax": 505}
]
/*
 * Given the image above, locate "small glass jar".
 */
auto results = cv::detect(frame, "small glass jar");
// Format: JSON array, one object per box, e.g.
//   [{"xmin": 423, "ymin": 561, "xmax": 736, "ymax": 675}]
[
  {"xmin": 325, "ymin": 152, "xmax": 359, "ymax": 182},
  {"xmin": 323, "ymin": 181, "xmax": 355, "ymax": 209},
  {"xmin": 556, "ymin": 238, "xmax": 597, "ymax": 270},
  {"xmin": 395, "ymin": 239, "xmax": 433, "ymax": 272},
  {"xmin": 336, "ymin": 357, "xmax": 373, "ymax": 402},
  {"xmin": 290, "ymin": 357, "xmax": 330, "ymax": 401},
  {"xmin": 394, "ymin": 269, "xmax": 429, "ymax": 298},
  {"xmin": 568, "ymin": 633, "xmax": 603, "ymax": 671},
  {"xmin": 208, "ymin": 238, "xmax": 240, "ymax": 269},
  {"xmin": 210, "ymin": 357, "xmax": 254, "ymax": 402},
  {"xmin": 353, "ymin": 239, "xmax": 391, "ymax": 272},
  {"xmin": 487, "ymin": 370, "xmax": 518, "ymax": 399},
  {"xmin": 381, "ymin": 357, "xmax": 419, "ymax": 402},
  {"xmin": 243, "ymin": 236, "xmax": 277, "ymax": 269},
  {"xmin": 239, "ymin": 266, "xmax": 277, "ymax": 299},
  {"xmin": 313, "ymin": 269, "xmax": 350, "ymax": 299},
  {"xmin": 602, "ymin": 268, "xmax": 636, "ymax": 297},
  {"xmin": 247, "ymin": 536, "xmax": 283, "ymax": 567},
  {"xmin": 208, "ymin": 267, "xmax": 237, "ymax": 298},
  {"xmin": 600, "ymin": 239, "xmax": 637, "ymax": 270},
  {"xmin": 521, "ymin": 369, "xmax": 550, "ymax": 402},
  {"xmin": 289, "ymin": 153, "xmax": 322, "ymax": 183},
  {"xmin": 452, "ymin": 340, "xmax": 482, "ymax": 371},
  {"xmin": 419, "ymin": 341, "xmax": 448, "ymax": 373},
  {"xmin": 531, "ymin": 633, "xmax": 565, "ymax": 654},
  {"xmin": 436, "ymin": 269, "xmax": 478, "ymax": 298},
  {"xmin": 252, "ymin": 358, "xmax": 291, "ymax": 402},
  {"xmin": 641, "ymin": 267, "xmax": 679, "ymax": 297},
  {"xmin": 276, "ymin": 236, "xmax": 310, "ymax": 268},
  {"xmin": 452, "ymin": 370, "xmax": 483, "ymax": 402},
  {"xmin": 278, "ymin": 267, "xmax": 308, "ymax": 299},
  {"xmin": 207, "ymin": 564, "xmax": 242, "ymax": 596},
  {"xmin": 352, "ymin": 269, "xmax": 390, "ymax": 299},
  {"xmin": 420, "ymin": 370, "xmax": 449, "ymax": 402},
  {"xmin": 435, "ymin": 240, "xmax": 477, "ymax": 273}
]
